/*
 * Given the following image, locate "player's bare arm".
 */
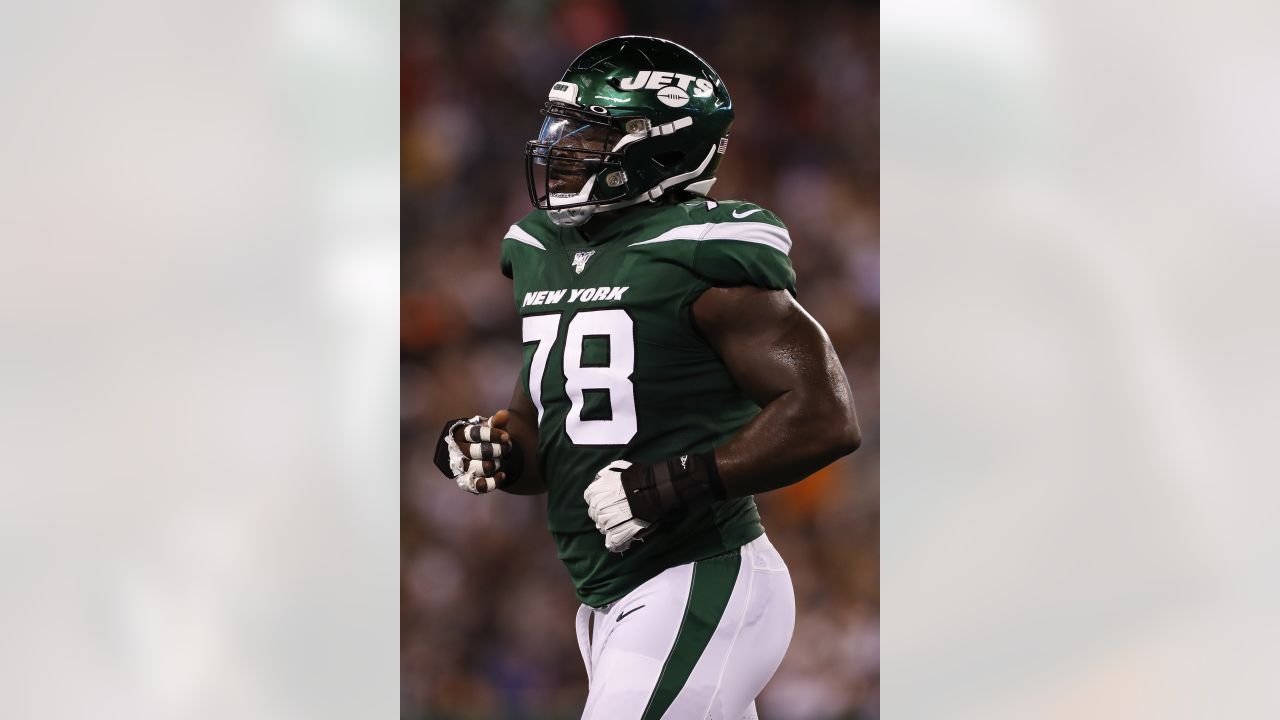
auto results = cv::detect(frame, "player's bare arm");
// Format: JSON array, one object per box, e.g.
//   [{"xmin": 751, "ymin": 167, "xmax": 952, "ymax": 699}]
[
  {"xmin": 491, "ymin": 382, "xmax": 546, "ymax": 495},
  {"xmin": 694, "ymin": 285, "xmax": 861, "ymax": 494},
  {"xmin": 584, "ymin": 285, "xmax": 860, "ymax": 553}
]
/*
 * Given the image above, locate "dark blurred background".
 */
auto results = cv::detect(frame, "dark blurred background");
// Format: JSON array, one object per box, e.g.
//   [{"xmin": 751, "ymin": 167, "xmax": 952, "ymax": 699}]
[{"xmin": 402, "ymin": 1, "xmax": 878, "ymax": 717}]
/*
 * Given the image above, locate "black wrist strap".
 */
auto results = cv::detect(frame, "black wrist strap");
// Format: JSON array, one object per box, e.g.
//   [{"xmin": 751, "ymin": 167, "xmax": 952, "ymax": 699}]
[
  {"xmin": 432, "ymin": 418, "xmax": 466, "ymax": 478},
  {"xmin": 621, "ymin": 450, "xmax": 726, "ymax": 524}
]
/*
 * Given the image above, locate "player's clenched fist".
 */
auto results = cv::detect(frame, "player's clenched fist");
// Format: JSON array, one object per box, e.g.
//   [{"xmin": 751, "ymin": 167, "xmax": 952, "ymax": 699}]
[
  {"xmin": 433, "ymin": 410, "xmax": 517, "ymax": 494},
  {"xmin": 584, "ymin": 460, "xmax": 651, "ymax": 553},
  {"xmin": 585, "ymin": 452, "xmax": 728, "ymax": 552}
]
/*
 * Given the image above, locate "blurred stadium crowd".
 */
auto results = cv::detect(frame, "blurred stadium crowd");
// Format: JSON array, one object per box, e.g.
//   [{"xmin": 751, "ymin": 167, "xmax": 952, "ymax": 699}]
[{"xmin": 402, "ymin": 1, "xmax": 879, "ymax": 717}]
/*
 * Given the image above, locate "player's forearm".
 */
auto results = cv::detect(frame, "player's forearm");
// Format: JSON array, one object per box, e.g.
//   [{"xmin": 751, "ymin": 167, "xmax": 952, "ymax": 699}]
[
  {"xmin": 715, "ymin": 386, "xmax": 860, "ymax": 496},
  {"xmin": 615, "ymin": 379, "xmax": 857, "ymax": 525},
  {"xmin": 499, "ymin": 392, "xmax": 547, "ymax": 495},
  {"xmin": 615, "ymin": 286, "xmax": 859, "ymax": 524}
]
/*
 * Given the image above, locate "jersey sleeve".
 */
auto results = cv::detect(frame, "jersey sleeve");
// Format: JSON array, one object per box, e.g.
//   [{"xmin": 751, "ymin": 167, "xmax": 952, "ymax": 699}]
[
  {"xmin": 500, "ymin": 220, "xmax": 549, "ymax": 279},
  {"xmin": 500, "ymin": 237, "xmax": 514, "ymax": 279},
  {"xmin": 690, "ymin": 204, "xmax": 797, "ymax": 294}
]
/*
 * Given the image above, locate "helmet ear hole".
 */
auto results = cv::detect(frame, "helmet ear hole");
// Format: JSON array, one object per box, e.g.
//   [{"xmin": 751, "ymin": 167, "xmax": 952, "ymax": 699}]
[{"xmin": 652, "ymin": 150, "xmax": 686, "ymax": 168}]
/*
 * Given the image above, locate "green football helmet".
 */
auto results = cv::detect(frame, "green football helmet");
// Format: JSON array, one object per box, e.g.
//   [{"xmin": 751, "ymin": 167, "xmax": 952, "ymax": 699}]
[{"xmin": 525, "ymin": 35, "xmax": 734, "ymax": 227}]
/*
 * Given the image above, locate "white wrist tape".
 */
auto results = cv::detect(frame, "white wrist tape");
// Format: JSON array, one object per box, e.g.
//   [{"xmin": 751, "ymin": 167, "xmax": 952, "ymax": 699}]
[
  {"xmin": 444, "ymin": 415, "xmax": 497, "ymax": 494},
  {"xmin": 462, "ymin": 425, "xmax": 494, "ymax": 442}
]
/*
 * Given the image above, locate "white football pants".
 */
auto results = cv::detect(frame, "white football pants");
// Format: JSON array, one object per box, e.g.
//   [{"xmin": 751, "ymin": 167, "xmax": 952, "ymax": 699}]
[{"xmin": 574, "ymin": 534, "xmax": 795, "ymax": 720}]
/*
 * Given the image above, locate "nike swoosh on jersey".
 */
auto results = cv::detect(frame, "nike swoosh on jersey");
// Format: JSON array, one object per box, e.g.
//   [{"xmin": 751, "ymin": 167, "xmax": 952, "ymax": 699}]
[{"xmin": 731, "ymin": 207, "xmax": 764, "ymax": 219}]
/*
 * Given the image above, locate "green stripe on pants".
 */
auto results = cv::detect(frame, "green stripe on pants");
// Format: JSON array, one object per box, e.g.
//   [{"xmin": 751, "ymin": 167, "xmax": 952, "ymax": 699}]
[{"xmin": 641, "ymin": 550, "xmax": 743, "ymax": 720}]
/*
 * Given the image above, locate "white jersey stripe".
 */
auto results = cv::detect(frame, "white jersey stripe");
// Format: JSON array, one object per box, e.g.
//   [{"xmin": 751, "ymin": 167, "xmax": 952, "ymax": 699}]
[
  {"xmin": 505, "ymin": 224, "xmax": 547, "ymax": 250},
  {"xmin": 627, "ymin": 221, "xmax": 792, "ymax": 255},
  {"xmin": 627, "ymin": 224, "xmax": 707, "ymax": 246}
]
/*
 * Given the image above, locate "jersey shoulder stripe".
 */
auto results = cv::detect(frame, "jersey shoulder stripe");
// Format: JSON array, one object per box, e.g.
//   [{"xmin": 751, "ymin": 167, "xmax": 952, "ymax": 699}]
[
  {"xmin": 627, "ymin": 221, "xmax": 791, "ymax": 256},
  {"xmin": 626, "ymin": 201, "xmax": 797, "ymax": 294},
  {"xmin": 504, "ymin": 224, "xmax": 547, "ymax": 250}
]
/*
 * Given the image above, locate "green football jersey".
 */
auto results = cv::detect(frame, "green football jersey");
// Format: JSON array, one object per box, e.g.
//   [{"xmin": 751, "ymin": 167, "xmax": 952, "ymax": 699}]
[{"xmin": 500, "ymin": 197, "xmax": 797, "ymax": 608}]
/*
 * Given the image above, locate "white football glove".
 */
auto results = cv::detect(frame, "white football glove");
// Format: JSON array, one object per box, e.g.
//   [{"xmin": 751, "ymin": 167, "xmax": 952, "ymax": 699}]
[
  {"xmin": 441, "ymin": 415, "xmax": 504, "ymax": 494},
  {"xmin": 584, "ymin": 460, "xmax": 651, "ymax": 553}
]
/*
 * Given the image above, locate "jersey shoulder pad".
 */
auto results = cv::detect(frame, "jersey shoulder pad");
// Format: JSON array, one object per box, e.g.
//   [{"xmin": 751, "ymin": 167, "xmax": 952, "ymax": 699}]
[
  {"xmin": 500, "ymin": 211, "xmax": 555, "ymax": 278},
  {"xmin": 697, "ymin": 198, "xmax": 788, "ymax": 231},
  {"xmin": 675, "ymin": 199, "xmax": 796, "ymax": 293}
]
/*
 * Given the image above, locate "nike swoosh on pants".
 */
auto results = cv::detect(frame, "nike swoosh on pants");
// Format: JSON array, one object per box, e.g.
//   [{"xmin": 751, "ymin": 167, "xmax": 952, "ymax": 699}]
[{"xmin": 616, "ymin": 605, "xmax": 646, "ymax": 622}]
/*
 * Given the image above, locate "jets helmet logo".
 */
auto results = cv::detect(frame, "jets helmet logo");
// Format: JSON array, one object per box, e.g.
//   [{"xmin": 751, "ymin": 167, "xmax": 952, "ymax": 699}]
[
  {"xmin": 656, "ymin": 87, "xmax": 689, "ymax": 108},
  {"xmin": 618, "ymin": 71, "xmax": 715, "ymax": 107},
  {"xmin": 572, "ymin": 251, "xmax": 596, "ymax": 274}
]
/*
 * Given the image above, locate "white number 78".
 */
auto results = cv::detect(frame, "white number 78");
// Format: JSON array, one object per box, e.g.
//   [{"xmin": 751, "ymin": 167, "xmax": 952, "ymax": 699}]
[{"xmin": 523, "ymin": 309, "xmax": 637, "ymax": 446}]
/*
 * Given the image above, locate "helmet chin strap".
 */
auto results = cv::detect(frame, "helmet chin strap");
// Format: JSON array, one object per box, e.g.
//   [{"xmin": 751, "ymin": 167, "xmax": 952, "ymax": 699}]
[{"xmin": 548, "ymin": 205, "xmax": 597, "ymax": 227}]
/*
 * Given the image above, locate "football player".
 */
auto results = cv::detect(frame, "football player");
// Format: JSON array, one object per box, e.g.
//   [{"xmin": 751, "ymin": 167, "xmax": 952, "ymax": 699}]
[{"xmin": 434, "ymin": 35, "xmax": 860, "ymax": 720}]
